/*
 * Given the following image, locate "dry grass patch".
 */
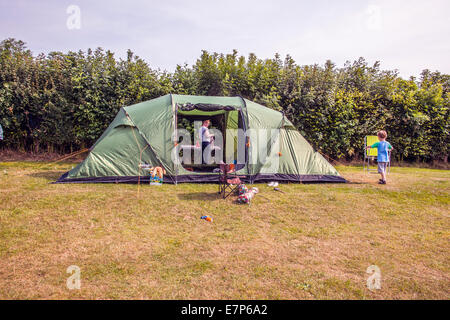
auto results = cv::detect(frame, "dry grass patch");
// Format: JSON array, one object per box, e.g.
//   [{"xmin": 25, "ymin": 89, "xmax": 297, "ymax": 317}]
[{"xmin": 0, "ymin": 162, "xmax": 449, "ymax": 299}]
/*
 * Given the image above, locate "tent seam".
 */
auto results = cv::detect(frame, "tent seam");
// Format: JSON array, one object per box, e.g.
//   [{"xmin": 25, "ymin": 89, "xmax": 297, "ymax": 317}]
[{"xmin": 124, "ymin": 108, "xmax": 177, "ymax": 184}]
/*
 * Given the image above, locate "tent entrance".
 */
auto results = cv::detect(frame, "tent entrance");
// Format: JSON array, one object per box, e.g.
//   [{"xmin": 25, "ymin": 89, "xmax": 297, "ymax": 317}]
[{"xmin": 176, "ymin": 108, "xmax": 247, "ymax": 173}]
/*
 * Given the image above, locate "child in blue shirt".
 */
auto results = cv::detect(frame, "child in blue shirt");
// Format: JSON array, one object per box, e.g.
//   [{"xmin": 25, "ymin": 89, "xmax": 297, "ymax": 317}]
[{"xmin": 366, "ymin": 130, "xmax": 393, "ymax": 184}]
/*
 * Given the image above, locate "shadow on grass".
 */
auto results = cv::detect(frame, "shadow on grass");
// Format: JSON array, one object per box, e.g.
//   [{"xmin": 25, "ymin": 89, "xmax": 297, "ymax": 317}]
[
  {"xmin": 345, "ymin": 181, "xmax": 368, "ymax": 184},
  {"xmin": 28, "ymin": 171, "xmax": 65, "ymax": 181},
  {"xmin": 177, "ymin": 192, "xmax": 222, "ymax": 201}
]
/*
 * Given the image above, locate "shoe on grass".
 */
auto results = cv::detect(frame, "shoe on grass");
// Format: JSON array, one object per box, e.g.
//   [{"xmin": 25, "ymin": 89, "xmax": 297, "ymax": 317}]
[{"xmin": 378, "ymin": 180, "xmax": 386, "ymax": 184}]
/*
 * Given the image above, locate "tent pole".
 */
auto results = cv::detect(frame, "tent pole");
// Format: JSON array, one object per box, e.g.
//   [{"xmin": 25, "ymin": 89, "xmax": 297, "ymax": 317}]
[
  {"xmin": 124, "ymin": 109, "xmax": 176, "ymax": 185},
  {"xmin": 171, "ymin": 94, "xmax": 178, "ymax": 185},
  {"xmin": 237, "ymin": 95, "xmax": 252, "ymax": 185}
]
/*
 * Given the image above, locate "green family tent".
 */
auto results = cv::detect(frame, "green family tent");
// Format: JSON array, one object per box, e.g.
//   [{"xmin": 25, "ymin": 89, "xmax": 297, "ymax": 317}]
[{"xmin": 56, "ymin": 94, "xmax": 346, "ymax": 184}]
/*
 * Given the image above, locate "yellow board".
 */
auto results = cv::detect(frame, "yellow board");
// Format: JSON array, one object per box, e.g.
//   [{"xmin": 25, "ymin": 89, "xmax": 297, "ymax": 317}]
[{"xmin": 365, "ymin": 136, "xmax": 378, "ymax": 157}]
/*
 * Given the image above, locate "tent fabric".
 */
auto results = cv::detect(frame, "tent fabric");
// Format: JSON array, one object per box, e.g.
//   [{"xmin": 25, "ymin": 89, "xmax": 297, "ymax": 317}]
[{"xmin": 56, "ymin": 94, "xmax": 346, "ymax": 184}]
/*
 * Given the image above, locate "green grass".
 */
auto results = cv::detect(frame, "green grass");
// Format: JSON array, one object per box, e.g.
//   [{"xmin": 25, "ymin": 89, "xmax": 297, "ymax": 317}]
[{"xmin": 0, "ymin": 161, "xmax": 448, "ymax": 299}]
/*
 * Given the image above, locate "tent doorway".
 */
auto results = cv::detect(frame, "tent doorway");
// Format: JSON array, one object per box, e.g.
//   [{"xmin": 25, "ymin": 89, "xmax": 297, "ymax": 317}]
[{"xmin": 176, "ymin": 105, "xmax": 247, "ymax": 173}]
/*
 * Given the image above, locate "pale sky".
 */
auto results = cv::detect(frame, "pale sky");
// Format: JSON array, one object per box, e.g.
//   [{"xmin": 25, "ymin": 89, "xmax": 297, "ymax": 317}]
[{"xmin": 1, "ymin": 0, "xmax": 449, "ymax": 78}]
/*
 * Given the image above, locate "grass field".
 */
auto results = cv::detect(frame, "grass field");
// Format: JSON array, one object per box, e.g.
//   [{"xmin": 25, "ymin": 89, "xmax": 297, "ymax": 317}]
[{"xmin": 0, "ymin": 162, "xmax": 448, "ymax": 299}]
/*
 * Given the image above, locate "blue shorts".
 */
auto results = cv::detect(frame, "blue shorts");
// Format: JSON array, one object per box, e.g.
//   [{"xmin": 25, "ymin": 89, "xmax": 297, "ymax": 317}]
[{"xmin": 377, "ymin": 162, "xmax": 388, "ymax": 174}]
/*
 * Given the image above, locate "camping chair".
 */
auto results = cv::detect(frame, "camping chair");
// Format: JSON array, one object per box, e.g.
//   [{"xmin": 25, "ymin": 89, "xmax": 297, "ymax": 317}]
[
  {"xmin": 218, "ymin": 163, "xmax": 244, "ymax": 199},
  {"xmin": 363, "ymin": 135, "xmax": 391, "ymax": 174}
]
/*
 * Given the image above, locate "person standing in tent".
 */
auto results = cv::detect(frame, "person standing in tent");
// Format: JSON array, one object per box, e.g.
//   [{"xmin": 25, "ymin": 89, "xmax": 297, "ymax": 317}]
[
  {"xmin": 199, "ymin": 119, "xmax": 214, "ymax": 164},
  {"xmin": 366, "ymin": 130, "xmax": 393, "ymax": 185}
]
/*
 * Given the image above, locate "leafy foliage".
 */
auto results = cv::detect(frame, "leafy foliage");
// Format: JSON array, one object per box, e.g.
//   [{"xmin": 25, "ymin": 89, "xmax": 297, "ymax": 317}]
[{"xmin": 0, "ymin": 38, "xmax": 448, "ymax": 162}]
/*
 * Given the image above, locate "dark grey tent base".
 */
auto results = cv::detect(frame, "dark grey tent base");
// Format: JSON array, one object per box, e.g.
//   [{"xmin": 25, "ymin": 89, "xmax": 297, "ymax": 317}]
[{"xmin": 55, "ymin": 172, "xmax": 347, "ymax": 184}]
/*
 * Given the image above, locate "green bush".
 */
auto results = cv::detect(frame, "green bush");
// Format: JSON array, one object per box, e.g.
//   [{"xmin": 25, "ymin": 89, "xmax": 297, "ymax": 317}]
[{"xmin": 0, "ymin": 38, "xmax": 448, "ymax": 162}]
